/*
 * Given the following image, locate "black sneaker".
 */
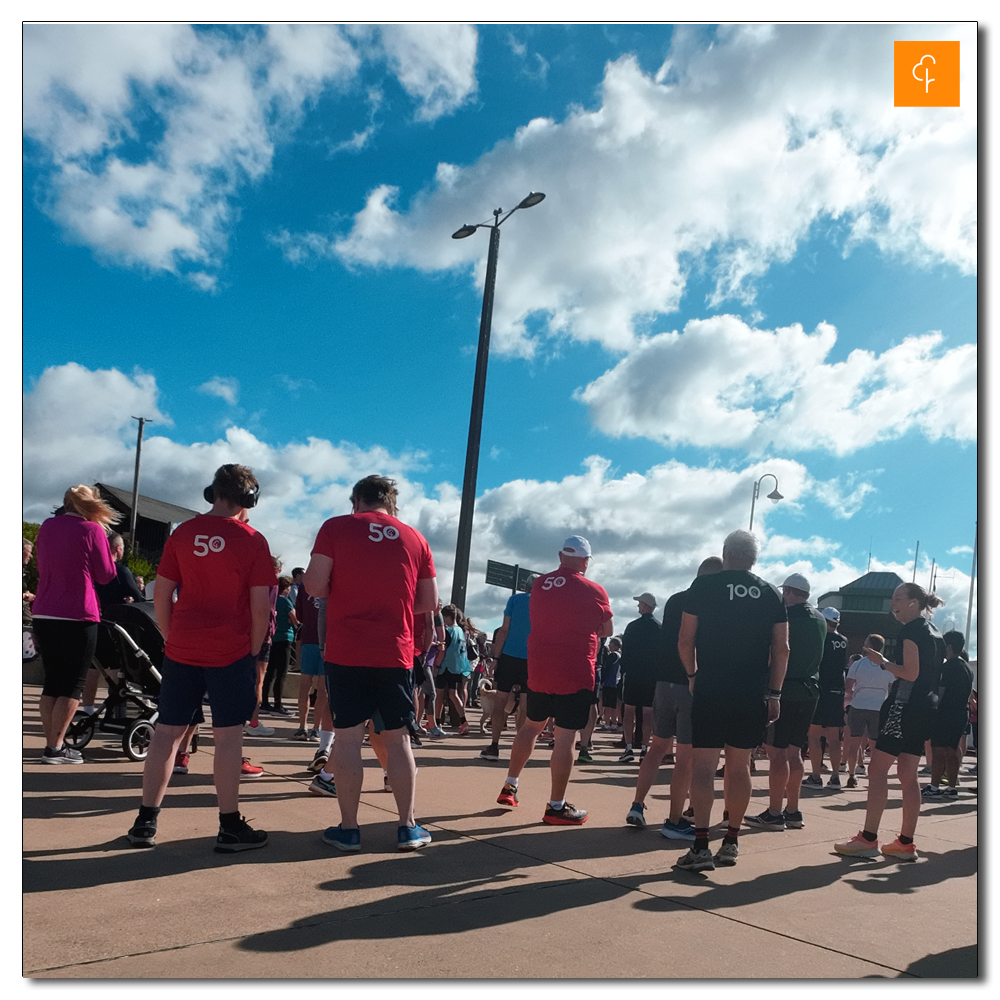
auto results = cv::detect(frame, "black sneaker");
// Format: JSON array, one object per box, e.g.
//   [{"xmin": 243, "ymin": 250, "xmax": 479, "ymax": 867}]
[
  {"xmin": 675, "ymin": 847, "xmax": 715, "ymax": 872},
  {"xmin": 479, "ymin": 746, "xmax": 501, "ymax": 761},
  {"xmin": 745, "ymin": 808, "xmax": 785, "ymax": 830},
  {"xmin": 215, "ymin": 815, "xmax": 268, "ymax": 853},
  {"xmin": 43, "ymin": 745, "xmax": 84, "ymax": 765},
  {"xmin": 543, "ymin": 802, "xmax": 588, "ymax": 825},
  {"xmin": 782, "ymin": 809, "xmax": 805, "ymax": 829},
  {"xmin": 127, "ymin": 819, "xmax": 157, "ymax": 848}
]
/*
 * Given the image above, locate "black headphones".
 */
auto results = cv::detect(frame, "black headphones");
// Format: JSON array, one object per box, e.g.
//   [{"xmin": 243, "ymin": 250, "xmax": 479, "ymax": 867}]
[{"xmin": 204, "ymin": 482, "xmax": 259, "ymax": 509}]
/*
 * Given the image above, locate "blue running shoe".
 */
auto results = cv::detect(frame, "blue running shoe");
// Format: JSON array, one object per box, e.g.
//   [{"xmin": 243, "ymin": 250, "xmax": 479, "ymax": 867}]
[
  {"xmin": 625, "ymin": 802, "xmax": 647, "ymax": 828},
  {"xmin": 398, "ymin": 824, "xmax": 432, "ymax": 851},
  {"xmin": 322, "ymin": 825, "xmax": 361, "ymax": 852},
  {"xmin": 661, "ymin": 817, "xmax": 697, "ymax": 841}
]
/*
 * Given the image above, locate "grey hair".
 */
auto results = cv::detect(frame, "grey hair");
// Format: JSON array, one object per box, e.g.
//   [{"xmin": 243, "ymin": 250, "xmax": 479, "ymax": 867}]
[{"xmin": 722, "ymin": 530, "xmax": 759, "ymax": 570}]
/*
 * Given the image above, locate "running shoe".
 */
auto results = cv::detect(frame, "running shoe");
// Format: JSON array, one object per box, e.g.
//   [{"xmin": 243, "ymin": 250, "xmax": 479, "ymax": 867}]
[
  {"xmin": 271, "ymin": 705, "xmax": 292, "ymax": 716},
  {"xmin": 42, "ymin": 745, "xmax": 84, "ymax": 764},
  {"xmin": 919, "ymin": 765, "xmax": 932, "ymax": 775},
  {"xmin": 834, "ymin": 831, "xmax": 879, "ymax": 857},
  {"xmin": 855, "ymin": 763, "xmax": 867, "ymax": 775},
  {"xmin": 292, "ymin": 728, "xmax": 312, "ymax": 741},
  {"xmin": 714, "ymin": 841, "xmax": 739, "ymax": 866},
  {"xmin": 576, "ymin": 748, "xmax": 595, "ymax": 764},
  {"xmin": 173, "ymin": 751, "xmax": 190, "ymax": 774},
  {"xmin": 244, "ymin": 721, "xmax": 276, "ymax": 737},
  {"xmin": 942, "ymin": 787, "xmax": 959, "ymax": 800},
  {"xmin": 479, "ymin": 746, "xmax": 501, "ymax": 761},
  {"xmin": 625, "ymin": 802, "xmax": 647, "ymax": 828},
  {"xmin": 497, "ymin": 782, "xmax": 519, "ymax": 807},
  {"xmin": 383, "ymin": 773, "xmax": 392, "ymax": 793},
  {"xmin": 307, "ymin": 749, "xmax": 329, "ymax": 773},
  {"xmin": 127, "ymin": 818, "xmax": 157, "ymax": 848},
  {"xmin": 640, "ymin": 747, "xmax": 647, "ymax": 760},
  {"xmin": 427, "ymin": 726, "xmax": 446, "ymax": 738},
  {"xmin": 215, "ymin": 815, "xmax": 268, "ymax": 853},
  {"xmin": 846, "ymin": 775, "xmax": 858, "ymax": 789},
  {"xmin": 308, "ymin": 728, "xmax": 320, "ymax": 740},
  {"xmin": 397, "ymin": 824, "xmax": 433, "ymax": 850},
  {"xmin": 240, "ymin": 757, "xmax": 263, "ymax": 779},
  {"xmin": 675, "ymin": 848, "xmax": 715, "ymax": 872},
  {"xmin": 827, "ymin": 776, "xmax": 843, "ymax": 791},
  {"xmin": 309, "ymin": 774, "xmax": 337, "ymax": 797},
  {"xmin": 618, "ymin": 748, "xmax": 636, "ymax": 763},
  {"xmin": 922, "ymin": 785, "xmax": 944, "ymax": 800},
  {"xmin": 881, "ymin": 837, "xmax": 918, "ymax": 862},
  {"xmin": 258, "ymin": 702, "xmax": 274, "ymax": 715},
  {"xmin": 782, "ymin": 809, "xmax": 804, "ymax": 829},
  {"xmin": 682, "ymin": 806, "xmax": 694, "ymax": 820},
  {"xmin": 457, "ymin": 721, "xmax": 470, "ymax": 736},
  {"xmin": 802, "ymin": 774, "xmax": 823, "ymax": 787},
  {"xmin": 745, "ymin": 809, "xmax": 785, "ymax": 831},
  {"xmin": 543, "ymin": 802, "xmax": 588, "ymax": 825},
  {"xmin": 322, "ymin": 825, "xmax": 361, "ymax": 852},
  {"xmin": 660, "ymin": 818, "xmax": 696, "ymax": 841},
  {"xmin": 968, "ymin": 763, "xmax": 978, "ymax": 776}
]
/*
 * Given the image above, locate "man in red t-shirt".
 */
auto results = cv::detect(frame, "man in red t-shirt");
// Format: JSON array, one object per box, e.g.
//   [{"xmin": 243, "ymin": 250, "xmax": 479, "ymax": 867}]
[
  {"xmin": 496, "ymin": 535, "xmax": 614, "ymax": 825},
  {"xmin": 126, "ymin": 464, "xmax": 276, "ymax": 853},
  {"xmin": 303, "ymin": 475, "xmax": 439, "ymax": 852}
]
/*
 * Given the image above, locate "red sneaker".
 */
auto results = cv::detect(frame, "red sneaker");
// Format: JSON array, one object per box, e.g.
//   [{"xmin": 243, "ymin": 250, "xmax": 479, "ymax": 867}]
[
  {"xmin": 881, "ymin": 837, "xmax": 918, "ymax": 862},
  {"xmin": 543, "ymin": 802, "xmax": 588, "ymax": 825},
  {"xmin": 834, "ymin": 831, "xmax": 880, "ymax": 857},
  {"xmin": 173, "ymin": 752, "xmax": 190, "ymax": 775},
  {"xmin": 240, "ymin": 757, "xmax": 264, "ymax": 780},
  {"xmin": 497, "ymin": 782, "xmax": 519, "ymax": 807},
  {"xmin": 457, "ymin": 721, "xmax": 469, "ymax": 736}
]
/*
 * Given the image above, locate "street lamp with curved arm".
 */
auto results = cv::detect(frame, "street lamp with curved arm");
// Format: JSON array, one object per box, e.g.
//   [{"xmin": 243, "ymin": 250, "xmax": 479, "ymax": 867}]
[
  {"xmin": 749, "ymin": 473, "xmax": 783, "ymax": 532},
  {"xmin": 449, "ymin": 192, "xmax": 546, "ymax": 610}
]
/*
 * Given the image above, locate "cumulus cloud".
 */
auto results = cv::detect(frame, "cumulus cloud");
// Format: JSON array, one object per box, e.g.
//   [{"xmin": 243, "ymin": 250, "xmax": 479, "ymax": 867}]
[
  {"xmin": 22, "ymin": 24, "xmax": 479, "ymax": 282},
  {"xmin": 577, "ymin": 315, "xmax": 977, "ymax": 454},
  {"xmin": 197, "ymin": 376, "xmax": 240, "ymax": 406},
  {"xmin": 21, "ymin": 363, "xmax": 976, "ymax": 655},
  {"xmin": 279, "ymin": 23, "xmax": 975, "ymax": 358}
]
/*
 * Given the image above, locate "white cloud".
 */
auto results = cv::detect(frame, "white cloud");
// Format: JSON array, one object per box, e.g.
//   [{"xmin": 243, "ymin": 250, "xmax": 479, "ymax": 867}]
[
  {"xmin": 948, "ymin": 545, "xmax": 974, "ymax": 555},
  {"xmin": 197, "ymin": 376, "xmax": 240, "ymax": 406},
  {"xmin": 577, "ymin": 315, "xmax": 977, "ymax": 455},
  {"xmin": 21, "ymin": 363, "xmax": 976, "ymax": 656},
  {"xmin": 282, "ymin": 23, "xmax": 975, "ymax": 358}
]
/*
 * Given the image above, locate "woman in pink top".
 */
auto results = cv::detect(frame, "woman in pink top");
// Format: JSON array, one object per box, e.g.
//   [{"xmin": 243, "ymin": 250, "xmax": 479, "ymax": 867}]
[{"xmin": 32, "ymin": 485, "xmax": 118, "ymax": 763}]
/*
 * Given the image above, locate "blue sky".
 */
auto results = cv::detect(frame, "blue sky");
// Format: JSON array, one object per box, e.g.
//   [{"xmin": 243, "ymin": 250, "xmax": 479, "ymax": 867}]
[{"xmin": 20, "ymin": 21, "xmax": 978, "ymax": 648}]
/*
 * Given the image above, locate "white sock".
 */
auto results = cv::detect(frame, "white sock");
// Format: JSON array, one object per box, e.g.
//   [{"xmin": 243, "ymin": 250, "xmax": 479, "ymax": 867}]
[
  {"xmin": 505, "ymin": 775, "xmax": 518, "ymax": 788},
  {"xmin": 318, "ymin": 730, "xmax": 334, "ymax": 754},
  {"xmin": 319, "ymin": 768, "xmax": 335, "ymax": 782},
  {"xmin": 549, "ymin": 799, "xmax": 565, "ymax": 810}
]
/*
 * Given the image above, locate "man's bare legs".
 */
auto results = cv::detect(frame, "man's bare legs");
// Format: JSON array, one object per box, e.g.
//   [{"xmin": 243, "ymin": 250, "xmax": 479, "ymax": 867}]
[
  {"xmin": 330, "ymin": 723, "xmax": 366, "ymax": 829},
  {"xmin": 381, "ymin": 726, "xmax": 417, "ymax": 827},
  {"xmin": 690, "ymin": 747, "xmax": 723, "ymax": 830}
]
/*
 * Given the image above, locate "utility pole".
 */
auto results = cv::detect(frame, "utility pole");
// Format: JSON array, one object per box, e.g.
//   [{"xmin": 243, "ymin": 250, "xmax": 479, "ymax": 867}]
[
  {"xmin": 912, "ymin": 540, "xmax": 919, "ymax": 582},
  {"xmin": 965, "ymin": 521, "xmax": 977, "ymax": 643},
  {"xmin": 128, "ymin": 416, "xmax": 152, "ymax": 559}
]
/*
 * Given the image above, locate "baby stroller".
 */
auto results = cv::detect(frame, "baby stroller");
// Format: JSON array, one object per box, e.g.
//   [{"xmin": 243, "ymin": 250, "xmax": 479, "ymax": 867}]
[{"xmin": 63, "ymin": 602, "xmax": 163, "ymax": 761}]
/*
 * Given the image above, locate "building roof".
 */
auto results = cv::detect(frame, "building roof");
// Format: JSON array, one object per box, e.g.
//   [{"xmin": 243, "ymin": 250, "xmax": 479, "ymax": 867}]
[
  {"xmin": 840, "ymin": 571, "xmax": 904, "ymax": 593},
  {"xmin": 95, "ymin": 483, "xmax": 199, "ymax": 526}
]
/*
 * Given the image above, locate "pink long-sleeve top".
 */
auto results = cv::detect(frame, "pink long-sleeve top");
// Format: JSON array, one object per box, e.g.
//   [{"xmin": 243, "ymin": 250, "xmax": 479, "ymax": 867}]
[{"xmin": 31, "ymin": 514, "xmax": 117, "ymax": 622}]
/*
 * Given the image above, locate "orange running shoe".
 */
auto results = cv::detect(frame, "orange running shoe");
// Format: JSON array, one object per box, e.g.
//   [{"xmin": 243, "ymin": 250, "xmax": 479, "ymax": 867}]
[
  {"xmin": 497, "ymin": 782, "xmax": 519, "ymax": 807},
  {"xmin": 881, "ymin": 837, "xmax": 918, "ymax": 862},
  {"xmin": 834, "ymin": 831, "xmax": 880, "ymax": 857},
  {"xmin": 240, "ymin": 757, "xmax": 264, "ymax": 780}
]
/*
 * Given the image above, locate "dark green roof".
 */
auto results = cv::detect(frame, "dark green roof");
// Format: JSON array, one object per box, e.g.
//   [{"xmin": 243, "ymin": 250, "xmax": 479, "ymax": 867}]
[
  {"xmin": 95, "ymin": 483, "xmax": 199, "ymax": 526},
  {"xmin": 841, "ymin": 572, "xmax": 904, "ymax": 593}
]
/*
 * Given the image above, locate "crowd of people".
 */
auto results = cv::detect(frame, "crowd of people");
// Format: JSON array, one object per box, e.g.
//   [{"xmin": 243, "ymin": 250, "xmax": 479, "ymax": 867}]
[{"xmin": 25, "ymin": 468, "xmax": 976, "ymax": 873}]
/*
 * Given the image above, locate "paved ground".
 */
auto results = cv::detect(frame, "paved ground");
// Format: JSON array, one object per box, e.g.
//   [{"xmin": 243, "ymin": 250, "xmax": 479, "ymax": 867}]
[{"xmin": 22, "ymin": 681, "xmax": 978, "ymax": 979}]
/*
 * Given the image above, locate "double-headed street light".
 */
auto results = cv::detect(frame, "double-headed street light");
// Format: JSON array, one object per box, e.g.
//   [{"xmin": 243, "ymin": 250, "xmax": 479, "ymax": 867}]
[
  {"xmin": 449, "ymin": 191, "xmax": 546, "ymax": 609},
  {"xmin": 748, "ymin": 473, "xmax": 783, "ymax": 532}
]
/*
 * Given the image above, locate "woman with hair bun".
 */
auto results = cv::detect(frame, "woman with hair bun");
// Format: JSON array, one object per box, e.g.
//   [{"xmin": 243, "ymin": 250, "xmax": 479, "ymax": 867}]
[
  {"xmin": 835, "ymin": 582, "xmax": 945, "ymax": 861},
  {"xmin": 31, "ymin": 485, "xmax": 119, "ymax": 763}
]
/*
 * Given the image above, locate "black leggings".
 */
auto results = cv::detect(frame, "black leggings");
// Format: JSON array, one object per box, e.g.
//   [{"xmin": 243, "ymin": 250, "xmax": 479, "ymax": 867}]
[
  {"xmin": 262, "ymin": 640, "xmax": 291, "ymax": 706},
  {"xmin": 35, "ymin": 618, "xmax": 99, "ymax": 699}
]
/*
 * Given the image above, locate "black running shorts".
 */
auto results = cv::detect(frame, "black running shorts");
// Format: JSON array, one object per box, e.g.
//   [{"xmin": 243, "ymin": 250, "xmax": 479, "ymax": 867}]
[
  {"xmin": 765, "ymin": 697, "xmax": 817, "ymax": 750},
  {"xmin": 691, "ymin": 689, "xmax": 768, "ymax": 750},
  {"xmin": 526, "ymin": 688, "xmax": 593, "ymax": 732},
  {"xmin": 493, "ymin": 653, "xmax": 528, "ymax": 693},
  {"xmin": 325, "ymin": 662, "xmax": 415, "ymax": 732},
  {"xmin": 812, "ymin": 692, "xmax": 846, "ymax": 729}
]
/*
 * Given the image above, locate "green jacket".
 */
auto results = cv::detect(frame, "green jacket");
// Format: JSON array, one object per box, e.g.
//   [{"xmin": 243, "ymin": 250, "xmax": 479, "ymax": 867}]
[{"xmin": 782, "ymin": 602, "xmax": 826, "ymax": 701}]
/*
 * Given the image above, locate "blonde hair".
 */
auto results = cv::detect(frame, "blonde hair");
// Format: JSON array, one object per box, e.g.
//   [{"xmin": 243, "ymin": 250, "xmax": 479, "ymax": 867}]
[{"xmin": 63, "ymin": 485, "xmax": 120, "ymax": 527}]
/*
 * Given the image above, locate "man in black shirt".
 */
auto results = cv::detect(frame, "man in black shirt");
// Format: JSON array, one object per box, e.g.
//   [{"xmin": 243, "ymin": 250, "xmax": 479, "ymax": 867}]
[
  {"xmin": 618, "ymin": 593, "xmax": 660, "ymax": 762},
  {"xmin": 924, "ymin": 629, "xmax": 974, "ymax": 800},
  {"xmin": 747, "ymin": 573, "xmax": 826, "ymax": 830},
  {"xmin": 804, "ymin": 607, "xmax": 849, "ymax": 790},
  {"xmin": 625, "ymin": 556, "xmax": 722, "ymax": 839},
  {"xmin": 677, "ymin": 530, "xmax": 788, "ymax": 872}
]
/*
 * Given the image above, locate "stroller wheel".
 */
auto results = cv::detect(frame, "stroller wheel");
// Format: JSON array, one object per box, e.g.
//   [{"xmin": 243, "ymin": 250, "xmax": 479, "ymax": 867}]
[
  {"xmin": 65, "ymin": 714, "xmax": 96, "ymax": 750},
  {"xmin": 124, "ymin": 719, "xmax": 156, "ymax": 762}
]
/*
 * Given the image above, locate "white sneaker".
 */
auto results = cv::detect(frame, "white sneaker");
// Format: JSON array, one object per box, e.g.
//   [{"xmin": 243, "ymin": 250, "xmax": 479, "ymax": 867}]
[{"xmin": 244, "ymin": 721, "xmax": 276, "ymax": 736}]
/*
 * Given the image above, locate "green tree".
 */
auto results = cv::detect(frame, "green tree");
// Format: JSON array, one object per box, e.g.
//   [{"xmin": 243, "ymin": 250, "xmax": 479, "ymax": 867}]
[{"xmin": 22, "ymin": 522, "xmax": 40, "ymax": 593}]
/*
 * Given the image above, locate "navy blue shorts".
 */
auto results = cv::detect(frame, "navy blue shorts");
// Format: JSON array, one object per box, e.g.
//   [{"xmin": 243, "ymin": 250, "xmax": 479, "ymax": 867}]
[
  {"xmin": 157, "ymin": 654, "xmax": 257, "ymax": 728},
  {"xmin": 324, "ymin": 662, "xmax": 415, "ymax": 732},
  {"xmin": 526, "ymin": 688, "xmax": 592, "ymax": 732}
]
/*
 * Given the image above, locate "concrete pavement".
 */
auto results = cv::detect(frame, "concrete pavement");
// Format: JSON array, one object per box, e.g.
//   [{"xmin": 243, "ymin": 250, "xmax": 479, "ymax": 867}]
[{"xmin": 22, "ymin": 682, "xmax": 978, "ymax": 978}]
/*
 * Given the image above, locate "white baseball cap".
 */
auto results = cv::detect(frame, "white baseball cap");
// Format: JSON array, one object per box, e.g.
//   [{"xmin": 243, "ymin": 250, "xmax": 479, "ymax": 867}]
[
  {"xmin": 633, "ymin": 592, "xmax": 657, "ymax": 608},
  {"xmin": 561, "ymin": 535, "xmax": 592, "ymax": 558},
  {"xmin": 782, "ymin": 573, "xmax": 811, "ymax": 595},
  {"xmin": 821, "ymin": 607, "xmax": 841, "ymax": 622}
]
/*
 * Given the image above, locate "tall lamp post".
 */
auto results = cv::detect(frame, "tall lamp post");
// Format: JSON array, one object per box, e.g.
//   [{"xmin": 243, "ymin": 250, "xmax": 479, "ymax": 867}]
[
  {"xmin": 449, "ymin": 191, "xmax": 546, "ymax": 609},
  {"xmin": 748, "ymin": 473, "xmax": 783, "ymax": 532}
]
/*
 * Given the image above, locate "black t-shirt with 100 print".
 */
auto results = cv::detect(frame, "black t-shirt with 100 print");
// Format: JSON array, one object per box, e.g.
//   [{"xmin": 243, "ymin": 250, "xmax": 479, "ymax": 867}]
[{"xmin": 683, "ymin": 570, "xmax": 787, "ymax": 696}]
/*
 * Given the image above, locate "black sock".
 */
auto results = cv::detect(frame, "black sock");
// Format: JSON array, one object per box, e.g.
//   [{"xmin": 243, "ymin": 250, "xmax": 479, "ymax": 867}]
[
  {"xmin": 724, "ymin": 827, "xmax": 740, "ymax": 843},
  {"xmin": 219, "ymin": 810, "xmax": 243, "ymax": 830},
  {"xmin": 137, "ymin": 804, "xmax": 160, "ymax": 824},
  {"xmin": 899, "ymin": 834, "xmax": 914, "ymax": 845},
  {"xmin": 862, "ymin": 829, "xmax": 878, "ymax": 842},
  {"xmin": 694, "ymin": 829, "xmax": 710, "ymax": 852},
  {"xmin": 459, "ymin": 716, "xmax": 467, "ymax": 724}
]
